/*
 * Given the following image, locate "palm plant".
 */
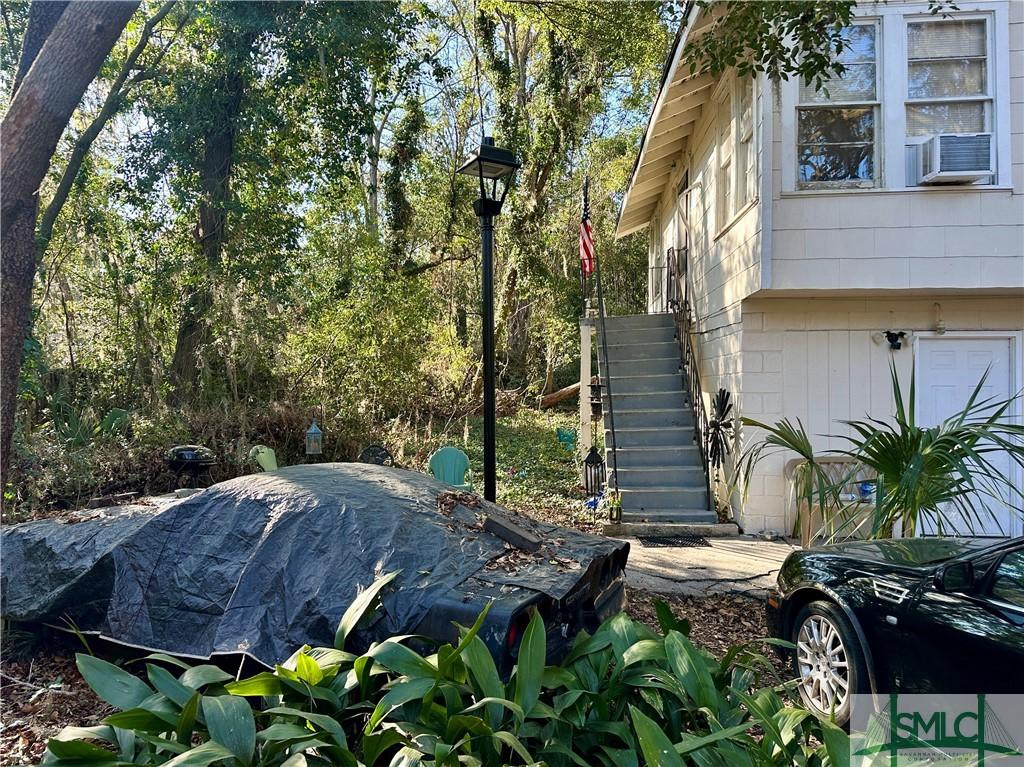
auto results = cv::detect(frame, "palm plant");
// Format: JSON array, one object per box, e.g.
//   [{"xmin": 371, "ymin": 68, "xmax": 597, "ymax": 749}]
[{"xmin": 738, "ymin": 362, "xmax": 1024, "ymax": 542}]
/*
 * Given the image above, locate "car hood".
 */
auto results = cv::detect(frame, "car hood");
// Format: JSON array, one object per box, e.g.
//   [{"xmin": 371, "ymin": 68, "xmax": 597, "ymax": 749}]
[{"xmin": 814, "ymin": 537, "xmax": 996, "ymax": 568}]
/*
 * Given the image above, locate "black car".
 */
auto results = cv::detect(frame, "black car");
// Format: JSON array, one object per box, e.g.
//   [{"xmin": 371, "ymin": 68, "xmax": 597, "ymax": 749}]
[
  {"xmin": 767, "ymin": 536, "xmax": 1024, "ymax": 726},
  {"xmin": 1, "ymin": 464, "xmax": 628, "ymax": 674}
]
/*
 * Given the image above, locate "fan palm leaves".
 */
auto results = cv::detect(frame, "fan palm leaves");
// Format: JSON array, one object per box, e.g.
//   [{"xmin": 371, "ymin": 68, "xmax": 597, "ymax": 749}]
[{"xmin": 738, "ymin": 361, "xmax": 1024, "ymax": 542}]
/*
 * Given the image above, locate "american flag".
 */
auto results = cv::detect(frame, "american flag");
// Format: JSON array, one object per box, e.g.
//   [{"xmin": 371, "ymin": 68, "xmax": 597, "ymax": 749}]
[{"xmin": 579, "ymin": 183, "xmax": 595, "ymax": 279}]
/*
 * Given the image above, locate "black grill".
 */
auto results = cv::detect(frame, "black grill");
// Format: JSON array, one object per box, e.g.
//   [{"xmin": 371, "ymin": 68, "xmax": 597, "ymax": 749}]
[{"xmin": 637, "ymin": 534, "xmax": 710, "ymax": 548}]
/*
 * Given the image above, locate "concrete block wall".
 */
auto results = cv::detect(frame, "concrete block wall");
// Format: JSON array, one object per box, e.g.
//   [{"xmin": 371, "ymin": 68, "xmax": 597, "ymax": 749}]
[{"xmin": 737, "ymin": 295, "xmax": 1024, "ymax": 533}]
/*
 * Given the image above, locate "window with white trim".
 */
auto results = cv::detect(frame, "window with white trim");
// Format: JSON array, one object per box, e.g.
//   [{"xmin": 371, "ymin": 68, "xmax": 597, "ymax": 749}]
[
  {"xmin": 736, "ymin": 78, "xmax": 755, "ymax": 208},
  {"xmin": 716, "ymin": 91, "xmax": 733, "ymax": 228},
  {"xmin": 797, "ymin": 22, "xmax": 879, "ymax": 187},
  {"xmin": 904, "ymin": 16, "xmax": 994, "ymax": 185}
]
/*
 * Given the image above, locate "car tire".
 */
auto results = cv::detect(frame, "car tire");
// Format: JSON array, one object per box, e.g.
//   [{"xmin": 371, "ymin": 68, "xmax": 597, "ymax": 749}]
[{"xmin": 791, "ymin": 600, "xmax": 869, "ymax": 728}]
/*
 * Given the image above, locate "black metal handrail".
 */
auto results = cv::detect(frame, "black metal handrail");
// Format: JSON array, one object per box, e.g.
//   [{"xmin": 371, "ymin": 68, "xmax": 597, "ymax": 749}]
[
  {"xmin": 593, "ymin": 250, "xmax": 620, "ymax": 498},
  {"xmin": 666, "ymin": 246, "xmax": 713, "ymax": 512}
]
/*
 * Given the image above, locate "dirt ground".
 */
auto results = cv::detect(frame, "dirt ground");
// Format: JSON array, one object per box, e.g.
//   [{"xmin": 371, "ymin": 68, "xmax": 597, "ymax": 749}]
[
  {"xmin": 0, "ymin": 590, "xmax": 789, "ymax": 766},
  {"xmin": 0, "ymin": 651, "xmax": 111, "ymax": 766}
]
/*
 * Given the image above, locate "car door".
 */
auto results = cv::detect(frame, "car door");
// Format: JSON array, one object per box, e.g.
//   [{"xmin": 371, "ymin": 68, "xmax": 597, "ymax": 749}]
[{"xmin": 899, "ymin": 547, "xmax": 1024, "ymax": 693}]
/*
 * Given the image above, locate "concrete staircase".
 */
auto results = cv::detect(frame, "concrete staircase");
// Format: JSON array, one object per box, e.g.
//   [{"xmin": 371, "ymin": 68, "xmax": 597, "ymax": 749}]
[{"xmin": 598, "ymin": 313, "xmax": 733, "ymax": 536}]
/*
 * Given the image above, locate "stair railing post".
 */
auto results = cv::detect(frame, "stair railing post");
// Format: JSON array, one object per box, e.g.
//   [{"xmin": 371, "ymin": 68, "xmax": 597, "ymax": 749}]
[
  {"xmin": 593, "ymin": 248, "xmax": 619, "ymax": 498},
  {"xmin": 671, "ymin": 245, "xmax": 714, "ymax": 516}
]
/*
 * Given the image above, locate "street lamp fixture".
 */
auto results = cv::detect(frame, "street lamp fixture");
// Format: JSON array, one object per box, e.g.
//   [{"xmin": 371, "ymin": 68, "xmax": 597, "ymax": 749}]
[{"xmin": 457, "ymin": 136, "xmax": 520, "ymax": 502}]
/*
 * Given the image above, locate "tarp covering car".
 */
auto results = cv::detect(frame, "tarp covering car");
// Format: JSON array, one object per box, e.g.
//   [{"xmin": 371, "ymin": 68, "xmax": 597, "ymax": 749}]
[{"xmin": 1, "ymin": 464, "xmax": 627, "ymax": 666}]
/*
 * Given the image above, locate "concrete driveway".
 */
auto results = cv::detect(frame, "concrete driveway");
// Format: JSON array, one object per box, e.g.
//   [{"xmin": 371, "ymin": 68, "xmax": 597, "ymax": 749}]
[{"xmin": 620, "ymin": 535, "xmax": 799, "ymax": 597}]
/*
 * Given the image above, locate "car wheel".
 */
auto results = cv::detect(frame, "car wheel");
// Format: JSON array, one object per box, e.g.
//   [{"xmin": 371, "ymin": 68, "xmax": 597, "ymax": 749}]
[{"xmin": 791, "ymin": 600, "xmax": 868, "ymax": 727}]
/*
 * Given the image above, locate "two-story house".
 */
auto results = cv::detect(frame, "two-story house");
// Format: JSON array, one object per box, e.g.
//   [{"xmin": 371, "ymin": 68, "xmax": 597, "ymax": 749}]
[{"xmin": 606, "ymin": 0, "xmax": 1023, "ymax": 538}]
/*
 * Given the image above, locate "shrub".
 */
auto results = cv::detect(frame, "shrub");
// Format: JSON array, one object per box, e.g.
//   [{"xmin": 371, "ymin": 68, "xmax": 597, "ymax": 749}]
[{"xmin": 41, "ymin": 575, "xmax": 848, "ymax": 767}]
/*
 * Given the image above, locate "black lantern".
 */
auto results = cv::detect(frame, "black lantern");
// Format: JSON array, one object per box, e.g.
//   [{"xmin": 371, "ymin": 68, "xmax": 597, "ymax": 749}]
[
  {"xmin": 583, "ymin": 446, "xmax": 606, "ymax": 499},
  {"xmin": 589, "ymin": 381, "xmax": 603, "ymax": 419},
  {"xmin": 457, "ymin": 137, "xmax": 520, "ymax": 502}
]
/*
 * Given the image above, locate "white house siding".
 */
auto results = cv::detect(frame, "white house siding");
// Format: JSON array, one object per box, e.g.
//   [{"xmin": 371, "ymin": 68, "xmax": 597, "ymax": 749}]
[
  {"xmin": 738, "ymin": 294, "xmax": 1024, "ymax": 534},
  {"xmin": 629, "ymin": 0, "xmax": 1023, "ymax": 536},
  {"xmin": 769, "ymin": 0, "xmax": 1024, "ymax": 294},
  {"xmin": 645, "ymin": 74, "xmax": 767, "ymax": 400}
]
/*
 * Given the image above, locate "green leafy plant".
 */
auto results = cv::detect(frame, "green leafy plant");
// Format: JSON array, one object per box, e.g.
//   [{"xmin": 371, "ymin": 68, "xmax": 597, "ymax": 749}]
[
  {"xmin": 42, "ymin": 574, "xmax": 847, "ymax": 767},
  {"xmin": 739, "ymin": 362, "xmax": 1024, "ymax": 541}
]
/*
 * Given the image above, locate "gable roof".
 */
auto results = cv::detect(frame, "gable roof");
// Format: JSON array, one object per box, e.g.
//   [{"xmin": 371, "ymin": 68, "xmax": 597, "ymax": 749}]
[{"xmin": 615, "ymin": 4, "xmax": 719, "ymax": 239}]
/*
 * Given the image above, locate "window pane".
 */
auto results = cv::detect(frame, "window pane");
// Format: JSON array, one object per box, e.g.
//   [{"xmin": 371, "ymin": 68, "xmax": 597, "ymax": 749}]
[
  {"xmin": 801, "ymin": 25, "xmax": 876, "ymax": 103},
  {"xmin": 841, "ymin": 24, "xmax": 876, "ymax": 63},
  {"xmin": 799, "ymin": 145, "xmax": 874, "ymax": 183},
  {"xmin": 909, "ymin": 20, "xmax": 985, "ymax": 60},
  {"xmin": 801, "ymin": 63, "xmax": 876, "ymax": 103},
  {"xmin": 739, "ymin": 82, "xmax": 753, "ymax": 137},
  {"xmin": 906, "ymin": 102, "xmax": 985, "ymax": 135},
  {"xmin": 798, "ymin": 107, "xmax": 875, "ymax": 183},
  {"xmin": 799, "ymin": 107, "xmax": 875, "ymax": 145},
  {"xmin": 909, "ymin": 59, "xmax": 985, "ymax": 98}
]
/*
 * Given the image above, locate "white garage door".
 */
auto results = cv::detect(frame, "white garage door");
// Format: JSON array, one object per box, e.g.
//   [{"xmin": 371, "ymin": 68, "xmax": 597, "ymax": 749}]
[{"xmin": 917, "ymin": 335, "xmax": 1019, "ymax": 537}]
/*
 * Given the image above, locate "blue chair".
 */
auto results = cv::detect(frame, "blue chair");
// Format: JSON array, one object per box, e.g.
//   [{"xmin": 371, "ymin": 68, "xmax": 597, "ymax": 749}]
[{"xmin": 428, "ymin": 446, "xmax": 473, "ymax": 491}]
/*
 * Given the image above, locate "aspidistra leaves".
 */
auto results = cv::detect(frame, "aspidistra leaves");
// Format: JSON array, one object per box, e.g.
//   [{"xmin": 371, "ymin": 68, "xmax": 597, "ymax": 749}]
[{"xmin": 55, "ymin": 587, "xmax": 845, "ymax": 767}]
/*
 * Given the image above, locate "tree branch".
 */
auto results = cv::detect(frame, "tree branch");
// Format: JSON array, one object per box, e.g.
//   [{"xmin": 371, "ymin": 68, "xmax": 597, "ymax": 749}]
[
  {"xmin": 36, "ymin": 0, "xmax": 179, "ymax": 260},
  {"xmin": 400, "ymin": 249, "xmax": 475, "ymax": 277}
]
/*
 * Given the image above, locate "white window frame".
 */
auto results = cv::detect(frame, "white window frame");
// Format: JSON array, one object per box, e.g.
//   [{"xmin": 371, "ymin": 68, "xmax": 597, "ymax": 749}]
[
  {"xmin": 779, "ymin": 1, "xmax": 1011, "ymax": 193},
  {"xmin": 903, "ymin": 12, "xmax": 995, "ymax": 185},
  {"xmin": 714, "ymin": 75, "xmax": 759, "ymax": 235},
  {"xmin": 735, "ymin": 76, "xmax": 756, "ymax": 210},
  {"xmin": 715, "ymin": 82, "xmax": 734, "ymax": 230},
  {"xmin": 795, "ymin": 18, "xmax": 882, "ymax": 190}
]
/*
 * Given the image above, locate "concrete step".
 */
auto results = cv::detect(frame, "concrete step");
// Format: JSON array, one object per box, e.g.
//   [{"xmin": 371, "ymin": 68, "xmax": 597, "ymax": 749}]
[
  {"xmin": 610, "ymin": 408, "xmax": 694, "ymax": 429},
  {"xmin": 602, "ymin": 340, "xmax": 680, "ymax": 362},
  {"xmin": 614, "ymin": 465, "xmax": 706, "ymax": 488},
  {"xmin": 609, "ymin": 445, "xmax": 700, "ymax": 468},
  {"xmin": 604, "ymin": 520, "xmax": 739, "ymax": 537},
  {"xmin": 602, "ymin": 324, "xmax": 677, "ymax": 345},
  {"xmin": 620, "ymin": 487, "xmax": 708, "ymax": 511},
  {"xmin": 607, "ymin": 426, "xmax": 694, "ymax": 448},
  {"xmin": 605, "ymin": 390, "xmax": 688, "ymax": 411},
  {"xmin": 602, "ymin": 313, "xmax": 675, "ymax": 331},
  {"xmin": 607, "ymin": 372, "xmax": 684, "ymax": 394},
  {"xmin": 605, "ymin": 356, "xmax": 680, "ymax": 377}
]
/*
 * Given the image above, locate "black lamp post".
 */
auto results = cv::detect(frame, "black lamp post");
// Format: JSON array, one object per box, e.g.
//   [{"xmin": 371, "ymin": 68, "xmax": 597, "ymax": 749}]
[{"xmin": 457, "ymin": 136, "xmax": 520, "ymax": 502}]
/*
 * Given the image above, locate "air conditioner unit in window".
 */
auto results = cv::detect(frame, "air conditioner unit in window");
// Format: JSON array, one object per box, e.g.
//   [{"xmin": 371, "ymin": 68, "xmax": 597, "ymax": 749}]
[{"xmin": 918, "ymin": 133, "xmax": 993, "ymax": 184}]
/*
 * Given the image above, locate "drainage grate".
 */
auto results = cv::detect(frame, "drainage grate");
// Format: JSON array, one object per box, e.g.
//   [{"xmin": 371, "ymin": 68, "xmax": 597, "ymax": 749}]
[{"xmin": 637, "ymin": 534, "xmax": 710, "ymax": 548}]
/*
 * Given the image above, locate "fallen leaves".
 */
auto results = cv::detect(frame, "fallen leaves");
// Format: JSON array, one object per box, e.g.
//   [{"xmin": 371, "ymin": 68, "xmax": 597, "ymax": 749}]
[{"xmin": 0, "ymin": 653, "xmax": 112, "ymax": 766}]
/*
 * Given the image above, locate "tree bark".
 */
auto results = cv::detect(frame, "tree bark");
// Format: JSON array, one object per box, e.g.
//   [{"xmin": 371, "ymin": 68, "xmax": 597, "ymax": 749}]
[
  {"xmin": 11, "ymin": 1, "xmax": 70, "ymax": 98},
  {"xmin": 1, "ymin": 0, "xmax": 139, "ymax": 485},
  {"xmin": 167, "ymin": 51, "xmax": 251, "ymax": 402}
]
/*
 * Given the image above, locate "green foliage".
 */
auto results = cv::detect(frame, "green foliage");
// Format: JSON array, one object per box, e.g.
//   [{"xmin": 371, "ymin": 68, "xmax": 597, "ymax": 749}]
[
  {"xmin": 47, "ymin": 575, "xmax": 846, "ymax": 767},
  {"xmin": 739, "ymin": 362, "xmax": 1024, "ymax": 540},
  {"xmin": 683, "ymin": 0, "xmax": 958, "ymax": 88}
]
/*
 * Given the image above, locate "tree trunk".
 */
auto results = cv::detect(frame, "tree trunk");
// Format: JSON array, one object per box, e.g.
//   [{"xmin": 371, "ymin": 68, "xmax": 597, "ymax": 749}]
[
  {"xmin": 1, "ymin": 0, "xmax": 139, "ymax": 486},
  {"xmin": 11, "ymin": 1, "xmax": 70, "ymax": 97},
  {"xmin": 168, "ymin": 58, "xmax": 249, "ymax": 403}
]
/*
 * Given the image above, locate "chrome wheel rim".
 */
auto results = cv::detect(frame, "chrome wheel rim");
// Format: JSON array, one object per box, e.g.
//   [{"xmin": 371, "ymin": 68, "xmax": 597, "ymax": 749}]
[{"xmin": 796, "ymin": 615, "xmax": 850, "ymax": 715}]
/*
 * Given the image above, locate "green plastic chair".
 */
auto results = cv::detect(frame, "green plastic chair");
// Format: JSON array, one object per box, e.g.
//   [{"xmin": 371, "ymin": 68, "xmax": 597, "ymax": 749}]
[
  {"xmin": 248, "ymin": 445, "xmax": 279, "ymax": 472},
  {"xmin": 555, "ymin": 427, "xmax": 577, "ymax": 454},
  {"xmin": 428, "ymin": 446, "xmax": 473, "ymax": 491}
]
